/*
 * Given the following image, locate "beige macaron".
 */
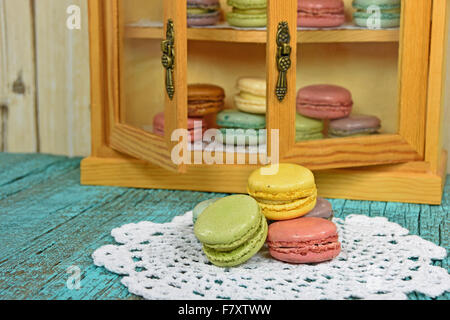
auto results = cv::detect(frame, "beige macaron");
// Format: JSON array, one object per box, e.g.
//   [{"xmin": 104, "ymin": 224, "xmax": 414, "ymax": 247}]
[{"xmin": 234, "ymin": 77, "xmax": 267, "ymax": 114}]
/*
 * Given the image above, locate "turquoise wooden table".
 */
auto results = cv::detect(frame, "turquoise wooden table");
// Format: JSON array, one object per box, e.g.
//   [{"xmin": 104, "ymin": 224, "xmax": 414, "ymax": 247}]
[{"xmin": 0, "ymin": 153, "xmax": 448, "ymax": 300}]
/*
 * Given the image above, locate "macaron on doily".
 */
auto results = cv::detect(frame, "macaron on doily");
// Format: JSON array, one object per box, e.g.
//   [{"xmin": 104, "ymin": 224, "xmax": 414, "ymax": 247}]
[
  {"xmin": 296, "ymin": 84, "xmax": 353, "ymax": 120},
  {"xmin": 152, "ymin": 112, "xmax": 207, "ymax": 142},
  {"xmin": 188, "ymin": 84, "xmax": 225, "ymax": 117},
  {"xmin": 295, "ymin": 113, "xmax": 324, "ymax": 142},
  {"xmin": 226, "ymin": 0, "xmax": 268, "ymax": 28},
  {"xmin": 298, "ymin": 0, "xmax": 346, "ymax": 28},
  {"xmin": 247, "ymin": 163, "xmax": 318, "ymax": 220},
  {"xmin": 234, "ymin": 77, "xmax": 267, "ymax": 114},
  {"xmin": 329, "ymin": 114, "xmax": 382, "ymax": 138},
  {"xmin": 303, "ymin": 197, "xmax": 334, "ymax": 220},
  {"xmin": 353, "ymin": 0, "xmax": 401, "ymax": 29},
  {"xmin": 187, "ymin": 0, "xmax": 222, "ymax": 27},
  {"xmin": 192, "ymin": 198, "xmax": 221, "ymax": 223},
  {"xmin": 194, "ymin": 195, "xmax": 268, "ymax": 267},
  {"xmin": 267, "ymin": 217, "xmax": 342, "ymax": 264}
]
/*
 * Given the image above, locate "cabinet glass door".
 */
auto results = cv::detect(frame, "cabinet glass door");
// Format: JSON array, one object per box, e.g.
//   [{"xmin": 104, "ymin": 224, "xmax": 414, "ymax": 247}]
[
  {"xmin": 185, "ymin": 0, "xmax": 269, "ymax": 164},
  {"xmin": 108, "ymin": 0, "xmax": 188, "ymax": 172},
  {"xmin": 268, "ymin": 0, "xmax": 431, "ymax": 170}
]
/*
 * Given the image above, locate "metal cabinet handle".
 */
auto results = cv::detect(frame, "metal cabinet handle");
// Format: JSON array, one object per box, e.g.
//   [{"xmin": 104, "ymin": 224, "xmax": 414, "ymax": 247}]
[
  {"xmin": 161, "ymin": 19, "xmax": 175, "ymax": 100},
  {"xmin": 275, "ymin": 21, "xmax": 292, "ymax": 102}
]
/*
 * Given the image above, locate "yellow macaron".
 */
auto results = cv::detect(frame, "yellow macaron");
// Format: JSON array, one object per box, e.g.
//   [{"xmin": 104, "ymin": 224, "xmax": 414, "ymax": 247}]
[
  {"xmin": 234, "ymin": 77, "xmax": 266, "ymax": 114},
  {"xmin": 247, "ymin": 163, "xmax": 317, "ymax": 220}
]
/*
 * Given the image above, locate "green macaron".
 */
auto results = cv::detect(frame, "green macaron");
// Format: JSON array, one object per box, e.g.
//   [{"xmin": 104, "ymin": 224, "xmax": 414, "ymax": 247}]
[
  {"xmin": 216, "ymin": 110, "xmax": 266, "ymax": 146},
  {"xmin": 217, "ymin": 128, "xmax": 266, "ymax": 146},
  {"xmin": 352, "ymin": 0, "xmax": 401, "ymax": 29},
  {"xmin": 295, "ymin": 114, "xmax": 324, "ymax": 142},
  {"xmin": 192, "ymin": 198, "xmax": 220, "ymax": 223},
  {"xmin": 217, "ymin": 109, "xmax": 266, "ymax": 129},
  {"xmin": 226, "ymin": 0, "xmax": 267, "ymax": 28},
  {"xmin": 194, "ymin": 195, "xmax": 268, "ymax": 267}
]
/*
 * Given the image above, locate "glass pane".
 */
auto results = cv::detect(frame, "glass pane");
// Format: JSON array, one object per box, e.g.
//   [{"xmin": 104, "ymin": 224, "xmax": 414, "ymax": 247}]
[
  {"xmin": 295, "ymin": 0, "xmax": 401, "ymax": 143},
  {"xmin": 120, "ymin": 0, "xmax": 166, "ymax": 136},
  {"xmin": 187, "ymin": 0, "xmax": 268, "ymax": 154}
]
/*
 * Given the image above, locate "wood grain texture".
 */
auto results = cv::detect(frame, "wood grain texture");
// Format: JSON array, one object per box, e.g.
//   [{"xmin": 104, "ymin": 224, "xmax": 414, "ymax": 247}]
[
  {"xmin": 1, "ymin": 154, "xmax": 448, "ymax": 299},
  {"xmin": 125, "ymin": 26, "xmax": 400, "ymax": 44},
  {"xmin": 425, "ymin": 0, "xmax": 449, "ymax": 173},
  {"xmin": 34, "ymin": 0, "xmax": 91, "ymax": 157},
  {"xmin": 0, "ymin": 0, "xmax": 38, "ymax": 153},
  {"xmin": 0, "ymin": 2, "xmax": 6, "ymax": 151},
  {"xmin": 397, "ymin": 0, "xmax": 432, "ymax": 157},
  {"xmin": 442, "ymin": 0, "xmax": 450, "ymax": 176},
  {"xmin": 267, "ymin": 0, "xmax": 297, "ymax": 160},
  {"xmin": 81, "ymin": 153, "xmax": 447, "ymax": 205}
]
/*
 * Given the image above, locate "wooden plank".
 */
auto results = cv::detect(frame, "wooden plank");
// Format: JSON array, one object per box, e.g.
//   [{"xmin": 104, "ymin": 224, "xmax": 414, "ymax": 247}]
[
  {"xmin": 283, "ymin": 134, "xmax": 421, "ymax": 169},
  {"xmin": 125, "ymin": 26, "xmax": 400, "ymax": 44},
  {"xmin": 397, "ymin": 0, "xmax": 432, "ymax": 157},
  {"xmin": 0, "ymin": 0, "xmax": 38, "ymax": 153},
  {"xmin": 0, "ymin": 2, "xmax": 6, "ymax": 151},
  {"xmin": 425, "ymin": 0, "xmax": 449, "ymax": 173},
  {"xmin": 81, "ymin": 156, "xmax": 446, "ymax": 204},
  {"xmin": 34, "ymin": 0, "xmax": 91, "ymax": 157},
  {"xmin": 267, "ymin": 0, "xmax": 298, "ymax": 161},
  {"xmin": 163, "ymin": 1, "xmax": 188, "ymax": 169}
]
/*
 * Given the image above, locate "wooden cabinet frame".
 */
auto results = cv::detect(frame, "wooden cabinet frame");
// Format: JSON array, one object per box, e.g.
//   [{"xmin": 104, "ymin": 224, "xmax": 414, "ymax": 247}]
[{"xmin": 82, "ymin": 0, "xmax": 448, "ymax": 204}]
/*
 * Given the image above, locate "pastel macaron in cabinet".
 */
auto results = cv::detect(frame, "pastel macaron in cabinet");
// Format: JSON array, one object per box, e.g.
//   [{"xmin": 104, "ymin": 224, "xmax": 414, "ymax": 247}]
[
  {"xmin": 295, "ymin": 114, "xmax": 324, "ymax": 142},
  {"xmin": 187, "ymin": 0, "xmax": 222, "ymax": 26},
  {"xmin": 297, "ymin": 84, "xmax": 353, "ymax": 120},
  {"xmin": 194, "ymin": 195, "xmax": 268, "ymax": 267},
  {"xmin": 329, "ymin": 114, "xmax": 382, "ymax": 138},
  {"xmin": 352, "ymin": 0, "xmax": 401, "ymax": 29},
  {"xmin": 267, "ymin": 217, "xmax": 341, "ymax": 264},
  {"xmin": 226, "ymin": 0, "xmax": 268, "ymax": 28},
  {"xmin": 152, "ymin": 112, "xmax": 207, "ymax": 142},
  {"xmin": 188, "ymin": 84, "xmax": 225, "ymax": 117},
  {"xmin": 297, "ymin": 0, "xmax": 346, "ymax": 28},
  {"xmin": 216, "ymin": 109, "xmax": 266, "ymax": 146},
  {"xmin": 247, "ymin": 163, "xmax": 318, "ymax": 221},
  {"xmin": 234, "ymin": 77, "xmax": 267, "ymax": 115}
]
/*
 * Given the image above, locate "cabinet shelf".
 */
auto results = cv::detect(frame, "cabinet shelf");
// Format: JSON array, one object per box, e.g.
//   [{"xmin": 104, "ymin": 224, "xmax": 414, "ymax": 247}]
[{"xmin": 125, "ymin": 22, "xmax": 400, "ymax": 44}]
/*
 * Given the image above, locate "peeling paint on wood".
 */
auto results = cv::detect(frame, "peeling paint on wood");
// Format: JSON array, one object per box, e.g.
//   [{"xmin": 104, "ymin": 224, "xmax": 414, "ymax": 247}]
[{"xmin": 0, "ymin": 154, "xmax": 448, "ymax": 300}]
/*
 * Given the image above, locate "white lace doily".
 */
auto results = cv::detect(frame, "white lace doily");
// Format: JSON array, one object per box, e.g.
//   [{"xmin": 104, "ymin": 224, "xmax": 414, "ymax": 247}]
[{"xmin": 92, "ymin": 212, "xmax": 450, "ymax": 300}]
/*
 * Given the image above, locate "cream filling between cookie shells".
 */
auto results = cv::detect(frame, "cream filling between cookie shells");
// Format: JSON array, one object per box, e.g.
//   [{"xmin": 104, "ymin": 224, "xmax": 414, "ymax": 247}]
[
  {"xmin": 248, "ymin": 185, "xmax": 317, "ymax": 201},
  {"xmin": 256, "ymin": 189, "xmax": 317, "ymax": 212},
  {"xmin": 203, "ymin": 216, "xmax": 268, "ymax": 263},
  {"xmin": 203, "ymin": 213, "xmax": 264, "ymax": 252}
]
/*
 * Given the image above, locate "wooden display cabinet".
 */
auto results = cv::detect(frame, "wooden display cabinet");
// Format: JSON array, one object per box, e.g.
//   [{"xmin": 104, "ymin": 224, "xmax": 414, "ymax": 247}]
[{"xmin": 81, "ymin": 0, "xmax": 448, "ymax": 204}]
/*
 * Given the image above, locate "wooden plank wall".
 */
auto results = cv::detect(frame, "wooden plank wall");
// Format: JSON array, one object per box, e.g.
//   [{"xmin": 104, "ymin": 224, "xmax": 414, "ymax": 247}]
[
  {"xmin": 0, "ymin": 0, "xmax": 38, "ymax": 153},
  {"xmin": 0, "ymin": 0, "xmax": 448, "ymax": 173},
  {"xmin": 0, "ymin": 0, "xmax": 90, "ymax": 156}
]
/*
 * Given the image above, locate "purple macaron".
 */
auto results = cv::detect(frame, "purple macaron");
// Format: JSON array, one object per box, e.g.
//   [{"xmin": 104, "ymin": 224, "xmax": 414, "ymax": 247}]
[
  {"xmin": 187, "ymin": 0, "xmax": 221, "ymax": 27},
  {"xmin": 304, "ymin": 198, "xmax": 334, "ymax": 220},
  {"xmin": 329, "ymin": 114, "xmax": 382, "ymax": 137}
]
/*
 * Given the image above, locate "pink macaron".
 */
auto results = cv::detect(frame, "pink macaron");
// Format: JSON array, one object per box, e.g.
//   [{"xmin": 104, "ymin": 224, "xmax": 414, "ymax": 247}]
[
  {"xmin": 298, "ymin": 0, "xmax": 346, "ymax": 28},
  {"xmin": 187, "ymin": 0, "xmax": 221, "ymax": 27},
  {"xmin": 296, "ymin": 84, "xmax": 353, "ymax": 120},
  {"xmin": 152, "ymin": 112, "xmax": 207, "ymax": 142},
  {"xmin": 267, "ymin": 217, "xmax": 341, "ymax": 264}
]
